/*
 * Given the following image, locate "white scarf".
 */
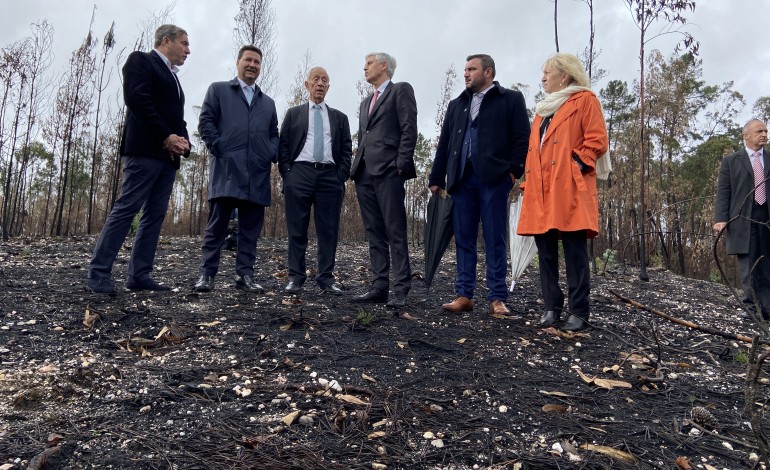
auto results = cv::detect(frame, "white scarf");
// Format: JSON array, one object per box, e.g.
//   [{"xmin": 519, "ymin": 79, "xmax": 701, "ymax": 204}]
[{"xmin": 536, "ymin": 85, "xmax": 612, "ymax": 180}]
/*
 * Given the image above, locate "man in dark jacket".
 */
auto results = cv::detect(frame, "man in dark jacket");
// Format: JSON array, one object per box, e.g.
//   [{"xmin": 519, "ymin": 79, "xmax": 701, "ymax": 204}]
[
  {"xmin": 714, "ymin": 119, "xmax": 770, "ymax": 319},
  {"xmin": 279, "ymin": 67, "xmax": 352, "ymax": 296},
  {"xmin": 194, "ymin": 45, "xmax": 279, "ymax": 293},
  {"xmin": 87, "ymin": 24, "xmax": 191, "ymax": 295},
  {"xmin": 428, "ymin": 54, "xmax": 529, "ymax": 315}
]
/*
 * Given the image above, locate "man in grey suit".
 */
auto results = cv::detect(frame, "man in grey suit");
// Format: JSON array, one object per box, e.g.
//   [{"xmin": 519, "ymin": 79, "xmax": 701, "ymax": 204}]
[
  {"xmin": 714, "ymin": 118, "xmax": 770, "ymax": 319},
  {"xmin": 350, "ymin": 52, "xmax": 417, "ymax": 308},
  {"xmin": 278, "ymin": 66, "xmax": 352, "ymax": 296},
  {"xmin": 194, "ymin": 45, "xmax": 279, "ymax": 294}
]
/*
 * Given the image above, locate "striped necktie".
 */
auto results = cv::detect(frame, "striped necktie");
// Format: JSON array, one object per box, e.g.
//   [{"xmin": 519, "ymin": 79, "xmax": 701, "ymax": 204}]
[{"xmin": 753, "ymin": 151, "xmax": 766, "ymax": 205}]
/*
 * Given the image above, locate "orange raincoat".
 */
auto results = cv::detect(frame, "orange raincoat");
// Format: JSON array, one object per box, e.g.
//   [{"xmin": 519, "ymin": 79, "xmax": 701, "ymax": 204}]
[{"xmin": 517, "ymin": 91, "xmax": 608, "ymax": 238}]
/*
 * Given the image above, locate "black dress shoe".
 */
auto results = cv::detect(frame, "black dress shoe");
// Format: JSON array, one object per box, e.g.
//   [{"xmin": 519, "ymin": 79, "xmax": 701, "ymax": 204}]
[
  {"xmin": 87, "ymin": 277, "xmax": 116, "ymax": 295},
  {"xmin": 284, "ymin": 281, "xmax": 302, "ymax": 294},
  {"xmin": 561, "ymin": 315, "xmax": 588, "ymax": 332},
  {"xmin": 539, "ymin": 310, "xmax": 561, "ymax": 327},
  {"xmin": 320, "ymin": 283, "xmax": 343, "ymax": 296},
  {"xmin": 126, "ymin": 277, "xmax": 170, "ymax": 292},
  {"xmin": 235, "ymin": 275, "xmax": 265, "ymax": 293},
  {"xmin": 386, "ymin": 293, "xmax": 407, "ymax": 308},
  {"xmin": 195, "ymin": 275, "xmax": 214, "ymax": 292},
  {"xmin": 353, "ymin": 288, "xmax": 388, "ymax": 303}
]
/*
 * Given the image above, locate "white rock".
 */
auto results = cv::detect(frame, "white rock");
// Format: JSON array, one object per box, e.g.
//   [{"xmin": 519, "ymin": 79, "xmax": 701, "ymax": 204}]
[
  {"xmin": 329, "ymin": 379, "xmax": 342, "ymax": 392},
  {"xmin": 240, "ymin": 388, "xmax": 252, "ymax": 397},
  {"xmin": 722, "ymin": 441, "xmax": 733, "ymax": 451},
  {"xmin": 298, "ymin": 415, "xmax": 315, "ymax": 425},
  {"xmin": 372, "ymin": 463, "xmax": 387, "ymax": 470},
  {"xmin": 430, "ymin": 439, "xmax": 444, "ymax": 448},
  {"xmin": 139, "ymin": 405, "xmax": 151, "ymax": 414},
  {"xmin": 499, "ymin": 405, "xmax": 508, "ymax": 413},
  {"xmin": 688, "ymin": 428, "xmax": 701, "ymax": 436},
  {"xmin": 310, "ymin": 371, "xmax": 318, "ymax": 378},
  {"xmin": 423, "ymin": 431, "xmax": 434, "ymax": 439},
  {"xmin": 551, "ymin": 442, "xmax": 564, "ymax": 453},
  {"xmin": 318, "ymin": 378, "xmax": 329, "ymax": 388}
]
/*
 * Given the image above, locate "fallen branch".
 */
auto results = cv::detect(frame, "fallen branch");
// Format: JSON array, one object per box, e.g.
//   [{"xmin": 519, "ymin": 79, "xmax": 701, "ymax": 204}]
[
  {"xmin": 27, "ymin": 445, "xmax": 61, "ymax": 470},
  {"xmin": 609, "ymin": 289, "xmax": 755, "ymax": 343}
]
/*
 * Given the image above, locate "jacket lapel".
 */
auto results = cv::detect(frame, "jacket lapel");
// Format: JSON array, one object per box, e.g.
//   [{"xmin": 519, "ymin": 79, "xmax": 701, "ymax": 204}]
[
  {"xmin": 296, "ymin": 105, "xmax": 309, "ymax": 157},
  {"xmin": 328, "ymin": 106, "xmax": 338, "ymax": 145},
  {"xmin": 150, "ymin": 50, "xmax": 183, "ymax": 102},
  {"xmin": 368, "ymin": 82, "xmax": 392, "ymax": 121}
]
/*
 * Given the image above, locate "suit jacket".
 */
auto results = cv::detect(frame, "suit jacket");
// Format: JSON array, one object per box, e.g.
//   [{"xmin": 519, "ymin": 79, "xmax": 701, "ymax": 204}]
[
  {"xmin": 715, "ymin": 147, "xmax": 770, "ymax": 254},
  {"xmin": 428, "ymin": 82, "xmax": 529, "ymax": 193},
  {"xmin": 120, "ymin": 50, "xmax": 190, "ymax": 168},
  {"xmin": 198, "ymin": 78, "xmax": 279, "ymax": 206},
  {"xmin": 351, "ymin": 81, "xmax": 417, "ymax": 181},
  {"xmin": 278, "ymin": 102, "xmax": 353, "ymax": 184}
]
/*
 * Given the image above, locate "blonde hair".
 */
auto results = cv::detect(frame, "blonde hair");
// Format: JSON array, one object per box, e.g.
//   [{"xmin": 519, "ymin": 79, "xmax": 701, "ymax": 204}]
[{"xmin": 543, "ymin": 53, "xmax": 589, "ymax": 88}]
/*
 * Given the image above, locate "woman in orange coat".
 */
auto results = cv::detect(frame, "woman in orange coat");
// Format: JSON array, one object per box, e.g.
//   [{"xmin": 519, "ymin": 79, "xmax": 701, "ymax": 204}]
[{"xmin": 517, "ymin": 53, "xmax": 609, "ymax": 331}]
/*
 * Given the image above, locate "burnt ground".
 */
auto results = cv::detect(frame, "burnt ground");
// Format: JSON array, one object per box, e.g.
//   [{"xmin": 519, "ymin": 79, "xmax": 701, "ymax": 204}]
[{"xmin": 0, "ymin": 236, "xmax": 767, "ymax": 469}]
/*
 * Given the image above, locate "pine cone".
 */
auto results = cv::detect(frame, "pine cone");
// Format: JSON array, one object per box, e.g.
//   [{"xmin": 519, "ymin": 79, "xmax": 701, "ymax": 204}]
[{"xmin": 691, "ymin": 406, "xmax": 718, "ymax": 429}]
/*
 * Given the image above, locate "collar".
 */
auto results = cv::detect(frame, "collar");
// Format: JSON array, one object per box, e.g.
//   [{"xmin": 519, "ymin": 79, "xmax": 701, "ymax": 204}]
[
  {"xmin": 746, "ymin": 146, "xmax": 764, "ymax": 157},
  {"xmin": 374, "ymin": 80, "xmax": 390, "ymax": 94},
  {"xmin": 153, "ymin": 49, "xmax": 178, "ymax": 73},
  {"xmin": 308, "ymin": 100, "xmax": 327, "ymax": 110},
  {"xmin": 237, "ymin": 77, "xmax": 256, "ymax": 90}
]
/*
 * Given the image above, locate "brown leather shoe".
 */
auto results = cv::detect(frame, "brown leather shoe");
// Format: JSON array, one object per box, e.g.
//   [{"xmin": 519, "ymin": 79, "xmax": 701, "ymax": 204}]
[
  {"xmin": 489, "ymin": 300, "xmax": 510, "ymax": 315},
  {"xmin": 442, "ymin": 296, "xmax": 474, "ymax": 313}
]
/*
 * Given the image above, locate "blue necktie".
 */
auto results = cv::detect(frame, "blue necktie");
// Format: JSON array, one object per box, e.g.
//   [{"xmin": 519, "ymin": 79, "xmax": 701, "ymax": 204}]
[
  {"xmin": 313, "ymin": 104, "xmax": 324, "ymax": 162},
  {"xmin": 244, "ymin": 86, "xmax": 254, "ymax": 104}
]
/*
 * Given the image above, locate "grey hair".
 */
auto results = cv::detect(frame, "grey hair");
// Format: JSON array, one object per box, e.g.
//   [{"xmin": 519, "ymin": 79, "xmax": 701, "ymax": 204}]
[
  {"xmin": 743, "ymin": 118, "xmax": 765, "ymax": 132},
  {"xmin": 366, "ymin": 52, "xmax": 397, "ymax": 78},
  {"xmin": 544, "ymin": 52, "xmax": 590, "ymax": 88},
  {"xmin": 154, "ymin": 24, "xmax": 187, "ymax": 48}
]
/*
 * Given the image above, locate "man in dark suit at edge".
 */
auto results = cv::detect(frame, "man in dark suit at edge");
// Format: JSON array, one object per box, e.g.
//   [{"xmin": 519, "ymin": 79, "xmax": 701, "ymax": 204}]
[
  {"xmin": 349, "ymin": 52, "xmax": 417, "ymax": 308},
  {"xmin": 279, "ymin": 66, "xmax": 352, "ymax": 296},
  {"xmin": 714, "ymin": 118, "xmax": 770, "ymax": 319},
  {"xmin": 87, "ymin": 24, "xmax": 191, "ymax": 295}
]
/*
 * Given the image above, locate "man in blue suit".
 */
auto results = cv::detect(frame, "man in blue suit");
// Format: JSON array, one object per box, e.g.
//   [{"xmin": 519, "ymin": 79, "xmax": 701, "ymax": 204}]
[
  {"xmin": 87, "ymin": 24, "xmax": 191, "ymax": 295},
  {"xmin": 194, "ymin": 45, "xmax": 279, "ymax": 293}
]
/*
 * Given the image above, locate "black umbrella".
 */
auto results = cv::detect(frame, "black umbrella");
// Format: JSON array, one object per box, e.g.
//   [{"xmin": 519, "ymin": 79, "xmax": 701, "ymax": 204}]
[{"xmin": 424, "ymin": 191, "xmax": 454, "ymax": 291}]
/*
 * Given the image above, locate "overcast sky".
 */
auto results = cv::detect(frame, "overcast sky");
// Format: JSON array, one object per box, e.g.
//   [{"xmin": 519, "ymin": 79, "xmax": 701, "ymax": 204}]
[{"xmin": 1, "ymin": 0, "xmax": 767, "ymax": 141}]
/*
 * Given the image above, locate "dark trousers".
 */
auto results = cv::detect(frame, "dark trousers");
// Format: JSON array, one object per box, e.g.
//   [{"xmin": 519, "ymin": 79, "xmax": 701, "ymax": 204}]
[
  {"xmin": 354, "ymin": 161, "xmax": 411, "ymax": 294},
  {"xmin": 284, "ymin": 163, "xmax": 344, "ymax": 287},
  {"xmin": 199, "ymin": 197, "xmax": 264, "ymax": 277},
  {"xmin": 737, "ymin": 202, "xmax": 770, "ymax": 315},
  {"xmin": 451, "ymin": 166, "xmax": 512, "ymax": 301},
  {"xmin": 89, "ymin": 156, "xmax": 177, "ymax": 281},
  {"xmin": 534, "ymin": 229, "xmax": 590, "ymax": 319}
]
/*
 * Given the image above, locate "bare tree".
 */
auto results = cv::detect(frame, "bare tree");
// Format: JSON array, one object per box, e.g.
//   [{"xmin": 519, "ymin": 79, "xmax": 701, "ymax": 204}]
[
  {"xmin": 86, "ymin": 22, "xmax": 116, "ymax": 234},
  {"xmin": 133, "ymin": 2, "xmax": 176, "ymax": 52},
  {"xmin": 553, "ymin": 0, "xmax": 560, "ymax": 52},
  {"xmin": 434, "ymin": 64, "xmax": 457, "ymax": 140},
  {"xmin": 233, "ymin": 0, "xmax": 277, "ymax": 95},
  {"xmin": 52, "ymin": 23, "xmax": 97, "ymax": 236},
  {"xmin": 285, "ymin": 49, "xmax": 313, "ymax": 109},
  {"xmin": 624, "ymin": 0, "xmax": 698, "ymax": 281}
]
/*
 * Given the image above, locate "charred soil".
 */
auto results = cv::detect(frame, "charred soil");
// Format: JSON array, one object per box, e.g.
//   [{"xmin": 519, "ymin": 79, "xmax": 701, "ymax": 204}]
[{"xmin": 0, "ymin": 237, "xmax": 766, "ymax": 469}]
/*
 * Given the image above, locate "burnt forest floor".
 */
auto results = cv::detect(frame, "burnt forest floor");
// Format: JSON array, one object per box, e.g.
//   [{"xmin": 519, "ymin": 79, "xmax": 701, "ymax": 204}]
[{"xmin": 0, "ymin": 236, "xmax": 768, "ymax": 469}]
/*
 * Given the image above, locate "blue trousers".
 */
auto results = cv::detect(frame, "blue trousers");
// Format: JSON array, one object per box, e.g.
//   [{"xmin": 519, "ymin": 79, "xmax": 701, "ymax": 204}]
[
  {"xmin": 451, "ymin": 167, "xmax": 512, "ymax": 301},
  {"xmin": 89, "ymin": 156, "xmax": 177, "ymax": 281}
]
